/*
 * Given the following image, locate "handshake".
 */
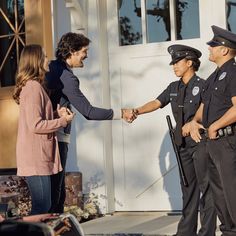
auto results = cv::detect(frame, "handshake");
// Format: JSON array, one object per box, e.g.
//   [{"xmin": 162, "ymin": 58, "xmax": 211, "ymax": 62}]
[{"xmin": 122, "ymin": 109, "xmax": 139, "ymax": 123}]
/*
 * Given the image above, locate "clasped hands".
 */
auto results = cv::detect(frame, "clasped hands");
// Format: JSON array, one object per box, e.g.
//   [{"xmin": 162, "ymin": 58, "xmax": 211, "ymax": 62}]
[
  {"xmin": 57, "ymin": 104, "xmax": 75, "ymax": 123},
  {"xmin": 122, "ymin": 109, "xmax": 138, "ymax": 123}
]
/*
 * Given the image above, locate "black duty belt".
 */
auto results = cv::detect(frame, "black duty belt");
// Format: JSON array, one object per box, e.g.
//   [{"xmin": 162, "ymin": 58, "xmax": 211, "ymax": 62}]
[
  {"xmin": 217, "ymin": 125, "xmax": 235, "ymax": 138},
  {"xmin": 200, "ymin": 125, "xmax": 236, "ymax": 139}
]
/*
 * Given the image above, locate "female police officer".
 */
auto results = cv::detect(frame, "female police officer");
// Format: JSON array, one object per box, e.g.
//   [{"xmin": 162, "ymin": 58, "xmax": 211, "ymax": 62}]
[{"xmin": 131, "ymin": 44, "xmax": 216, "ymax": 236}]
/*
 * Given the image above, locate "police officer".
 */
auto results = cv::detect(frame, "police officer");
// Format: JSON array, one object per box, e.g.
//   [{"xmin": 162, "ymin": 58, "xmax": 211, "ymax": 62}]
[
  {"xmin": 131, "ymin": 44, "xmax": 216, "ymax": 236},
  {"xmin": 189, "ymin": 25, "xmax": 236, "ymax": 236}
]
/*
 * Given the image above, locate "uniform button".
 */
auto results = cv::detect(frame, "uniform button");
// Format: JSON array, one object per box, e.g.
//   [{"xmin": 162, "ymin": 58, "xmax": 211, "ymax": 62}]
[
  {"xmin": 197, "ymin": 78, "xmax": 200, "ymax": 81},
  {"xmin": 190, "ymin": 100, "xmax": 192, "ymax": 103},
  {"xmin": 215, "ymin": 87, "xmax": 218, "ymax": 90}
]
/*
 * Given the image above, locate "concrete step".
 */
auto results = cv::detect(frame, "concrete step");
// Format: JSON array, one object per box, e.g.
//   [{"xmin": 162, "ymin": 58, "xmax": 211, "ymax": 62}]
[{"xmin": 81, "ymin": 212, "xmax": 221, "ymax": 236}]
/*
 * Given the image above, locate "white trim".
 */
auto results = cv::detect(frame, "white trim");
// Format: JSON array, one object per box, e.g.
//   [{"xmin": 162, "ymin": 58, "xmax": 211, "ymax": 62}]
[
  {"xmin": 97, "ymin": 0, "xmax": 115, "ymax": 213},
  {"xmin": 141, "ymin": 0, "xmax": 147, "ymax": 44},
  {"xmin": 169, "ymin": 0, "xmax": 176, "ymax": 40},
  {"xmin": 64, "ymin": 0, "xmax": 88, "ymax": 34}
]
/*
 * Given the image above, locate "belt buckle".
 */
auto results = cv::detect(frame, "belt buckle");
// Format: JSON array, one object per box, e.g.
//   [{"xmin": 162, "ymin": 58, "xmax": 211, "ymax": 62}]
[{"xmin": 199, "ymin": 128, "xmax": 208, "ymax": 139}]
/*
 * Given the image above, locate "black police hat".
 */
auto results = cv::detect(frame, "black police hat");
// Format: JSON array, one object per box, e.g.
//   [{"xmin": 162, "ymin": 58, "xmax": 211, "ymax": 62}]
[
  {"xmin": 207, "ymin": 25, "xmax": 236, "ymax": 49},
  {"xmin": 167, "ymin": 44, "xmax": 202, "ymax": 65}
]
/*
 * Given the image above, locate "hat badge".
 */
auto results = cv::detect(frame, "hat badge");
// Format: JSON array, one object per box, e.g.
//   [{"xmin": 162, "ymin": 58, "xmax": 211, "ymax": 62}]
[{"xmin": 219, "ymin": 72, "xmax": 227, "ymax": 80}]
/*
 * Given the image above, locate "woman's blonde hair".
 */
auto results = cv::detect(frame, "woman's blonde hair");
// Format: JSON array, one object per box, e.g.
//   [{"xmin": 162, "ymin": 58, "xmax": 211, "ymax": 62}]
[{"xmin": 13, "ymin": 44, "xmax": 46, "ymax": 104}]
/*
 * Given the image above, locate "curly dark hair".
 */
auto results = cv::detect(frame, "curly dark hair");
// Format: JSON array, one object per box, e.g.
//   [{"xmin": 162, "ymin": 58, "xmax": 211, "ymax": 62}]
[{"xmin": 56, "ymin": 32, "xmax": 91, "ymax": 61}]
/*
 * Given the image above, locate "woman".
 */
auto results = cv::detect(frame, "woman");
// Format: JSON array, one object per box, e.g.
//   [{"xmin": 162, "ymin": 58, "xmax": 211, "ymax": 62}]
[
  {"xmin": 130, "ymin": 45, "xmax": 217, "ymax": 236},
  {"xmin": 13, "ymin": 45, "xmax": 74, "ymax": 215}
]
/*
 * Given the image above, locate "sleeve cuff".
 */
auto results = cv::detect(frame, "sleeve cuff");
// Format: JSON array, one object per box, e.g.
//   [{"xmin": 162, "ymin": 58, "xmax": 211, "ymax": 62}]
[{"xmin": 112, "ymin": 108, "xmax": 122, "ymax": 120}]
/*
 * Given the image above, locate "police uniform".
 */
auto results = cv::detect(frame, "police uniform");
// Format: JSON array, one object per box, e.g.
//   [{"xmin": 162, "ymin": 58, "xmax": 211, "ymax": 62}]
[
  {"xmin": 199, "ymin": 25, "xmax": 236, "ymax": 235},
  {"xmin": 157, "ymin": 45, "xmax": 216, "ymax": 236}
]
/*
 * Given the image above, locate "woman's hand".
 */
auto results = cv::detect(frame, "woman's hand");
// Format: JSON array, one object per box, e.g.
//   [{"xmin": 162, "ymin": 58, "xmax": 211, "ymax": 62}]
[
  {"xmin": 63, "ymin": 109, "xmax": 75, "ymax": 123},
  {"xmin": 57, "ymin": 104, "xmax": 67, "ymax": 118},
  {"xmin": 57, "ymin": 104, "xmax": 75, "ymax": 123}
]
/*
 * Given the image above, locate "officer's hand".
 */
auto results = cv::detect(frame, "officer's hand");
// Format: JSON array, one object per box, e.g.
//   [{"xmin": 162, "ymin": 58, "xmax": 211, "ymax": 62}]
[
  {"xmin": 182, "ymin": 122, "xmax": 190, "ymax": 137},
  {"xmin": 189, "ymin": 120, "xmax": 204, "ymax": 143},
  {"xmin": 208, "ymin": 124, "xmax": 218, "ymax": 139}
]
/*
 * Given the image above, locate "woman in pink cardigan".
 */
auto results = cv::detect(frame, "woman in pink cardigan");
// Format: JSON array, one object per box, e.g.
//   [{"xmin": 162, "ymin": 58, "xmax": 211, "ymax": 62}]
[{"xmin": 13, "ymin": 45, "xmax": 74, "ymax": 214}]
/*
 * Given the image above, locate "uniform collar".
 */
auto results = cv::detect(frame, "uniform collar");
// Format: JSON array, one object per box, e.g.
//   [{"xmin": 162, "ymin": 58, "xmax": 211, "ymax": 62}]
[
  {"xmin": 180, "ymin": 74, "xmax": 197, "ymax": 88},
  {"xmin": 218, "ymin": 58, "xmax": 235, "ymax": 73}
]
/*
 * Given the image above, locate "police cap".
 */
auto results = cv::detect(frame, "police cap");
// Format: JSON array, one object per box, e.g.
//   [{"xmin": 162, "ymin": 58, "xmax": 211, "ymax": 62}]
[
  {"xmin": 168, "ymin": 44, "xmax": 202, "ymax": 65},
  {"xmin": 207, "ymin": 25, "xmax": 236, "ymax": 49}
]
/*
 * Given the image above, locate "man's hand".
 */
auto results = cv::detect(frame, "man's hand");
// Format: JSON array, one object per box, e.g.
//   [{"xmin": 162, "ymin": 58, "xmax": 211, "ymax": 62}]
[{"xmin": 208, "ymin": 123, "xmax": 218, "ymax": 139}]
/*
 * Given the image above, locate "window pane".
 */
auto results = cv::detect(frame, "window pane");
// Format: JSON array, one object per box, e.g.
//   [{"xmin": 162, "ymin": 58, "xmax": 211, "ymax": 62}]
[
  {"xmin": 118, "ymin": 0, "xmax": 142, "ymax": 46},
  {"xmin": 146, "ymin": 0, "xmax": 170, "ymax": 43},
  {"xmin": 175, "ymin": 0, "xmax": 200, "ymax": 40},
  {"xmin": 0, "ymin": 0, "xmax": 25, "ymax": 87},
  {"xmin": 226, "ymin": 0, "xmax": 236, "ymax": 33}
]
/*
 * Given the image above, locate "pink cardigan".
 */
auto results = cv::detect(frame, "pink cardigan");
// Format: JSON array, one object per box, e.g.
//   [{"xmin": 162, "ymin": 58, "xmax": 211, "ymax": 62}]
[{"xmin": 16, "ymin": 80, "xmax": 67, "ymax": 176}]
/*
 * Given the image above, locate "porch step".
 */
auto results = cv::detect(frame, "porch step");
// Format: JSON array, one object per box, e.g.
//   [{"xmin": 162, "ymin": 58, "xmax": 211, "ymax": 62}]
[{"xmin": 81, "ymin": 212, "xmax": 221, "ymax": 236}]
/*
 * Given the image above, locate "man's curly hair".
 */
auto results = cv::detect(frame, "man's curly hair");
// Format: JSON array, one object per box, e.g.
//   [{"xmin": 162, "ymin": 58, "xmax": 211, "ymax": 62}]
[{"xmin": 56, "ymin": 32, "xmax": 91, "ymax": 61}]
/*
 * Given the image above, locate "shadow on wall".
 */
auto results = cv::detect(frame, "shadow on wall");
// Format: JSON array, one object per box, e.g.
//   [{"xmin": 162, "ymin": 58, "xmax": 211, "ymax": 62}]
[{"xmin": 159, "ymin": 131, "xmax": 182, "ymax": 210}]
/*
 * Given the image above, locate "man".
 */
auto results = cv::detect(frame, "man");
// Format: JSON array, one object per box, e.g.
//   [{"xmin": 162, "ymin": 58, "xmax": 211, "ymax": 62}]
[
  {"xmin": 131, "ymin": 44, "xmax": 216, "ymax": 236},
  {"xmin": 189, "ymin": 25, "xmax": 236, "ymax": 236},
  {"xmin": 46, "ymin": 32, "xmax": 134, "ymax": 213}
]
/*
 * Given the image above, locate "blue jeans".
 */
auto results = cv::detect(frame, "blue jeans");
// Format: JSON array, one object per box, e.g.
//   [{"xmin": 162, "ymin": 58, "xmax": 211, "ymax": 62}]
[{"xmin": 26, "ymin": 175, "xmax": 51, "ymax": 215}]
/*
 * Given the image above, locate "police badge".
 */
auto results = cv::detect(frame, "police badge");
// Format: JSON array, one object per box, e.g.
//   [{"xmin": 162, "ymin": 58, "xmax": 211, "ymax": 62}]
[{"xmin": 192, "ymin": 86, "xmax": 200, "ymax": 96}]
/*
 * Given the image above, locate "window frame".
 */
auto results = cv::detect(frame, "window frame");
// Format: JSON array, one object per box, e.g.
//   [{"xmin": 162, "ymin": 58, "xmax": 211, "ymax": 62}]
[{"xmin": 117, "ymin": 0, "xmax": 201, "ymax": 47}]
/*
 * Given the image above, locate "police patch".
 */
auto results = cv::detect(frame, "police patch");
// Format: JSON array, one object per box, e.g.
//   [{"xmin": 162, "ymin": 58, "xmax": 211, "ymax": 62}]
[
  {"xmin": 192, "ymin": 86, "xmax": 200, "ymax": 96},
  {"xmin": 219, "ymin": 72, "xmax": 227, "ymax": 80}
]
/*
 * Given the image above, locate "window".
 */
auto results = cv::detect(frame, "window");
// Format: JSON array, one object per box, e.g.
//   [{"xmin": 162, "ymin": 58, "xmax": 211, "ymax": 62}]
[
  {"xmin": 226, "ymin": 0, "xmax": 236, "ymax": 33},
  {"xmin": 118, "ymin": 0, "xmax": 200, "ymax": 46},
  {"xmin": 175, "ymin": 0, "xmax": 200, "ymax": 40},
  {"xmin": 0, "ymin": 0, "xmax": 25, "ymax": 87},
  {"xmin": 118, "ymin": 0, "xmax": 143, "ymax": 46},
  {"xmin": 146, "ymin": 0, "xmax": 171, "ymax": 43}
]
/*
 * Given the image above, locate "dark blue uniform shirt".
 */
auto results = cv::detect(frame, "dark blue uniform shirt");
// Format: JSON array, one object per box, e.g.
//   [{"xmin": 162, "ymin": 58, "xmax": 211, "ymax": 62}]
[
  {"xmin": 157, "ymin": 75, "xmax": 205, "ymax": 145},
  {"xmin": 157, "ymin": 75, "xmax": 204, "ymax": 123},
  {"xmin": 202, "ymin": 58, "xmax": 236, "ymax": 128}
]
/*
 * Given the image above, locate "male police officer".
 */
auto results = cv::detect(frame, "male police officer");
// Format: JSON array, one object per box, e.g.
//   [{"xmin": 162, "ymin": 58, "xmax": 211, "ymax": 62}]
[
  {"xmin": 189, "ymin": 25, "xmax": 236, "ymax": 236},
  {"xmin": 132, "ymin": 44, "xmax": 216, "ymax": 236}
]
